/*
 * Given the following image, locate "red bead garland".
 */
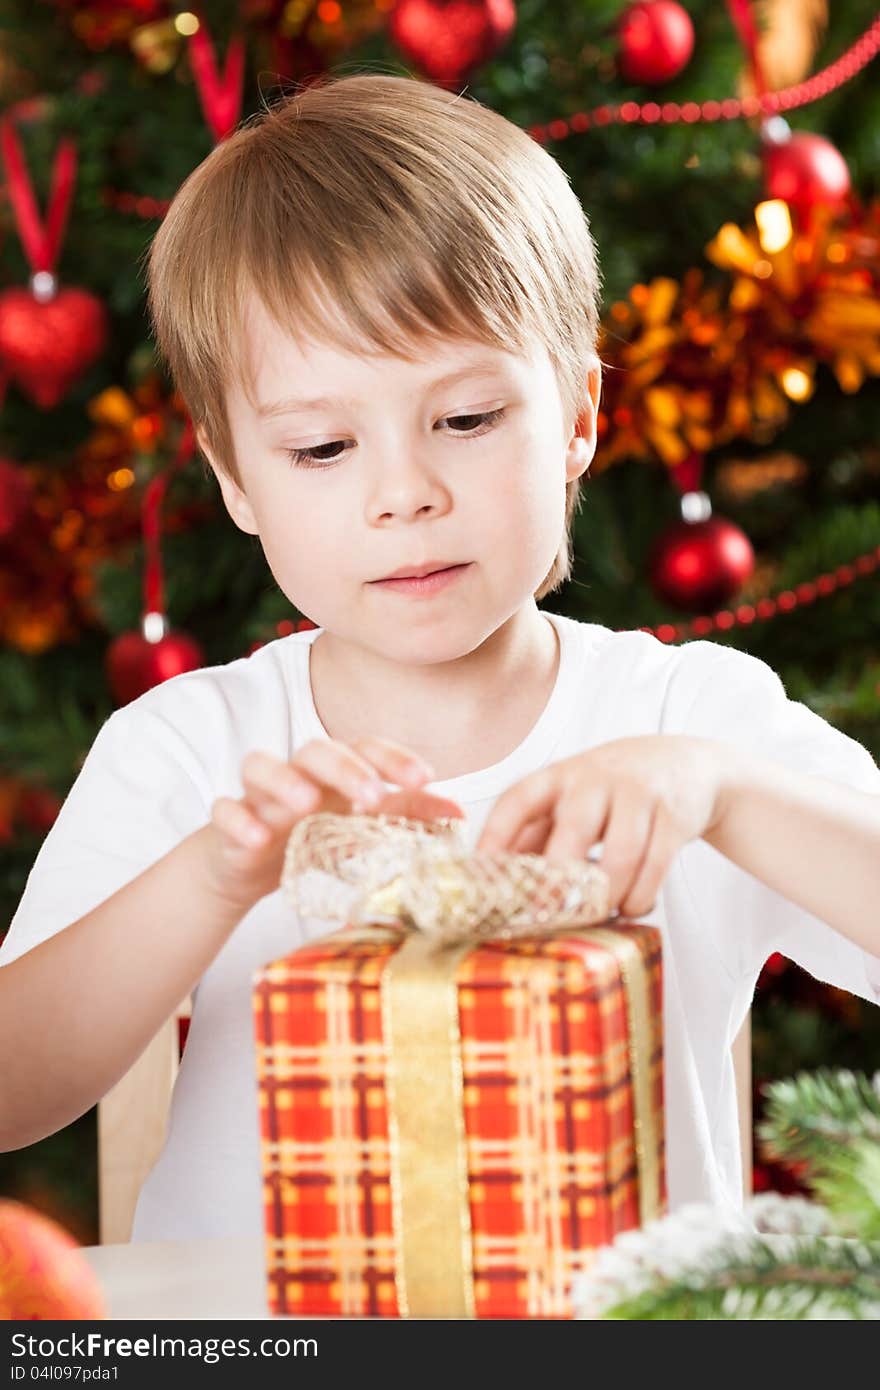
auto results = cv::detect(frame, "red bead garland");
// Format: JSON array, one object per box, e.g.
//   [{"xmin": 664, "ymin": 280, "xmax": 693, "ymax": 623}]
[
  {"xmin": 101, "ymin": 16, "xmax": 880, "ymax": 218},
  {"xmin": 253, "ymin": 553, "xmax": 879, "ymax": 654},
  {"xmin": 638, "ymin": 545, "xmax": 880, "ymax": 644},
  {"xmin": 529, "ymin": 14, "xmax": 880, "ymax": 143}
]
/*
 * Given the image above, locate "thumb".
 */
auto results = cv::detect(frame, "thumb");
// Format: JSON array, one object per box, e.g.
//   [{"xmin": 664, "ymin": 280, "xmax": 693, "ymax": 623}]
[{"xmin": 374, "ymin": 786, "xmax": 466, "ymax": 822}]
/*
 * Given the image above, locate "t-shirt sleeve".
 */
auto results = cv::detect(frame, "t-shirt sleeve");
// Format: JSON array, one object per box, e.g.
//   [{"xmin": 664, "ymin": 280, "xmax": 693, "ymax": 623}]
[
  {"xmin": 0, "ymin": 700, "xmax": 210, "ymax": 969},
  {"xmin": 669, "ymin": 642, "xmax": 880, "ymax": 1006}
]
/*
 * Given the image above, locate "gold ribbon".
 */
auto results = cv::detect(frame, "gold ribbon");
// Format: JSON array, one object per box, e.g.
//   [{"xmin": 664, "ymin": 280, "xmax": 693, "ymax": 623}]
[
  {"xmin": 576, "ymin": 927, "xmax": 660, "ymax": 1227},
  {"xmin": 381, "ymin": 932, "xmax": 476, "ymax": 1319},
  {"xmin": 281, "ymin": 812, "xmax": 660, "ymax": 1315}
]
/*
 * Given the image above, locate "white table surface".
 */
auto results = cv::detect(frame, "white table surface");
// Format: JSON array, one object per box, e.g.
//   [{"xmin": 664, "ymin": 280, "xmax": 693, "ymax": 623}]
[
  {"xmin": 78, "ymin": 1236, "xmax": 599, "ymax": 1322},
  {"xmin": 81, "ymin": 1236, "xmax": 283, "ymax": 1321},
  {"xmin": 82, "ymin": 1231, "xmax": 840, "ymax": 1321}
]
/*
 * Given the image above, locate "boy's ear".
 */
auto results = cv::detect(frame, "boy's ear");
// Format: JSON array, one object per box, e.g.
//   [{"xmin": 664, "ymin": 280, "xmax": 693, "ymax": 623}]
[
  {"xmin": 565, "ymin": 359, "xmax": 602, "ymax": 483},
  {"xmin": 195, "ymin": 426, "xmax": 259, "ymax": 536}
]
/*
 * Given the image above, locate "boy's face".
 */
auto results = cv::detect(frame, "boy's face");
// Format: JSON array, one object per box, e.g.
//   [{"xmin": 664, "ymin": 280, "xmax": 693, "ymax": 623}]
[{"xmin": 202, "ymin": 290, "xmax": 599, "ymax": 664}]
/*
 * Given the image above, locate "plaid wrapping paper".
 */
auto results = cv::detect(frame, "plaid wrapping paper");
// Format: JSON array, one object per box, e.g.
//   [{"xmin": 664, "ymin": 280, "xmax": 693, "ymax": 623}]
[{"xmin": 253, "ymin": 919, "xmax": 665, "ymax": 1319}]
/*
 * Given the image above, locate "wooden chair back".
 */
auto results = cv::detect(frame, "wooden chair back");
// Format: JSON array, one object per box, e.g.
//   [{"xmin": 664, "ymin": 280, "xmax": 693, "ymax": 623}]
[{"xmin": 97, "ymin": 999, "xmax": 189, "ymax": 1244}]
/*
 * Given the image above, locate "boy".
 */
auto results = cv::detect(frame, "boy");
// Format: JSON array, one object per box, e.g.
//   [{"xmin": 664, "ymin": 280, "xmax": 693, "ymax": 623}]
[{"xmin": 1, "ymin": 73, "xmax": 879, "ymax": 1247}]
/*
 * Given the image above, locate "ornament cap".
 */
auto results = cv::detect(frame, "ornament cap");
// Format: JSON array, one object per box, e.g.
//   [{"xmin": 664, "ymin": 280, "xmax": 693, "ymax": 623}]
[
  {"xmin": 142, "ymin": 610, "xmax": 167, "ymax": 643},
  {"xmin": 761, "ymin": 116, "xmax": 791, "ymax": 148},
  {"xmin": 30, "ymin": 270, "xmax": 57, "ymax": 303},
  {"xmin": 681, "ymin": 491, "xmax": 712, "ymax": 523}
]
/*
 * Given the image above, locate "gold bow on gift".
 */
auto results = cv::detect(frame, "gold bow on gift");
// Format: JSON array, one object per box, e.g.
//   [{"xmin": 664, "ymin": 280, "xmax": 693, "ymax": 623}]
[
  {"xmin": 278, "ymin": 812, "xmax": 659, "ymax": 1319},
  {"xmin": 280, "ymin": 810, "xmax": 612, "ymax": 940}
]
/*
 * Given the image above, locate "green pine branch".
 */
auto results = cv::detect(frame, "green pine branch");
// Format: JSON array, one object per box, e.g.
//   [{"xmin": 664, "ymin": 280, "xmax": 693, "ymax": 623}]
[
  {"xmin": 757, "ymin": 1068, "xmax": 880, "ymax": 1167},
  {"xmin": 809, "ymin": 1141, "xmax": 880, "ymax": 1242},
  {"xmin": 603, "ymin": 1236, "xmax": 880, "ymax": 1320}
]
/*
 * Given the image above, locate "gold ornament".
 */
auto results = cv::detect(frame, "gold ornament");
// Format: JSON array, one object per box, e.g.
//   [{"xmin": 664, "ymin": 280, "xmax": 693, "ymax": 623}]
[{"xmin": 129, "ymin": 20, "xmax": 183, "ymax": 76}]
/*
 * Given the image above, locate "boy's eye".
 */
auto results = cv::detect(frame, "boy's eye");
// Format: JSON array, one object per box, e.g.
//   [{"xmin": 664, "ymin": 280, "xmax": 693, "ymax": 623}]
[{"xmin": 283, "ymin": 407, "xmax": 506, "ymax": 470}]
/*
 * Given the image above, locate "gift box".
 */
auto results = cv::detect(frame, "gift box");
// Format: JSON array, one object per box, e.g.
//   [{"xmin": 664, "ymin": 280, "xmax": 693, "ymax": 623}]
[{"xmin": 253, "ymin": 812, "xmax": 665, "ymax": 1319}]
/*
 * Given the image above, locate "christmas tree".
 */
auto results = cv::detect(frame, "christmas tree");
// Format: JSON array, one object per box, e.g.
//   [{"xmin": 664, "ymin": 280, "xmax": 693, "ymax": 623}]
[{"xmin": 0, "ymin": 0, "xmax": 878, "ymax": 1243}]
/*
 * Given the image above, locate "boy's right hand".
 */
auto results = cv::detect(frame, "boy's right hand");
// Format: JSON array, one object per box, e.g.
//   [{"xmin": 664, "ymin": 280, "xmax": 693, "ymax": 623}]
[{"xmin": 205, "ymin": 737, "xmax": 465, "ymax": 916}]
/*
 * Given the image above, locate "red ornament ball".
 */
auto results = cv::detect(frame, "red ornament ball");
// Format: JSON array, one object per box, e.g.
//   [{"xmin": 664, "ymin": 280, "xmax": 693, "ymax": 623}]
[
  {"xmin": 389, "ymin": 0, "xmax": 516, "ymax": 88},
  {"xmin": 0, "ymin": 456, "xmax": 32, "ymax": 538},
  {"xmin": 649, "ymin": 514, "xmax": 755, "ymax": 612},
  {"xmin": 17, "ymin": 784, "xmax": 63, "ymax": 835},
  {"xmin": 0, "ymin": 284, "xmax": 108, "ymax": 409},
  {"xmin": 106, "ymin": 626, "xmax": 204, "ymax": 706},
  {"xmin": 0, "ymin": 1199, "xmax": 107, "ymax": 1320},
  {"xmin": 763, "ymin": 132, "xmax": 850, "ymax": 221},
  {"xmin": 617, "ymin": 0, "xmax": 694, "ymax": 85}
]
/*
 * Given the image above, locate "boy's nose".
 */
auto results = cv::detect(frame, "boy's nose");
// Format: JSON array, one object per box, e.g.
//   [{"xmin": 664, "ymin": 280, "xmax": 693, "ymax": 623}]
[{"xmin": 365, "ymin": 460, "xmax": 451, "ymax": 525}]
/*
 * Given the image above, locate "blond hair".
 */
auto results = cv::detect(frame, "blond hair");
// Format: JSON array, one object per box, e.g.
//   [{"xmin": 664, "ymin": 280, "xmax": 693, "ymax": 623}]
[{"xmin": 145, "ymin": 71, "xmax": 602, "ymax": 599}]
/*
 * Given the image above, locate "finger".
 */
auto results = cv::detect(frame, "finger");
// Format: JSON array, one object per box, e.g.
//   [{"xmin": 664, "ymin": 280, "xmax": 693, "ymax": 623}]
[
  {"xmin": 243, "ymin": 746, "xmax": 383, "ymax": 820},
  {"xmin": 619, "ymin": 805, "xmax": 680, "ymax": 919},
  {"xmin": 211, "ymin": 795, "xmax": 271, "ymax": 851},
  {"xmin": 598, "ymin": 787, "xmax": 656, "ymax": 911},
  {"xmin": 241, "ymin": 745, "xmax": 442, "ymax": 826},
  {"xmin": 241, "ymin": 752, "xmax": 323, "ymax": 825},
  {"xmin": 375, "ymin": 787, "xmax": 466, "ymax": 821},
  {"xmin": 350, "ymin": 736, "xmax": 436, "ymax": 787},
  {"xmin": 475, "ymin": 767, "xmax": 561, "ymax": 853},
  {"xmin": 541, "ymin": 787, "xmax": 611, "ymax": 866},
  {"xmin": 296, "ymin": 739, "xmax": 434, "ymax": 806},
  {"xmin": 506, "ymin": 812, "xmax": 554, "ymax": 855}
]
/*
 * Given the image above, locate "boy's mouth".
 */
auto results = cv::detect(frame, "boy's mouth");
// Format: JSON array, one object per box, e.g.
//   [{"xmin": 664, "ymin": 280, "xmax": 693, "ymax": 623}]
[
  {"xmin": 373, "ymin": 560, "xmax": 467, "ymax": 581},
  {"xmin": 369, "ymin": 563, "xmax": 473, "ymax": 594}
]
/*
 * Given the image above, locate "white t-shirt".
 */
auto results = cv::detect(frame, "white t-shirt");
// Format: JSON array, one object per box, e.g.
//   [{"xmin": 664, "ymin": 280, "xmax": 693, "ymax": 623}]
[{"xmin": 2, "ymin": 610, "xmax": 879, "ymax": 1242}]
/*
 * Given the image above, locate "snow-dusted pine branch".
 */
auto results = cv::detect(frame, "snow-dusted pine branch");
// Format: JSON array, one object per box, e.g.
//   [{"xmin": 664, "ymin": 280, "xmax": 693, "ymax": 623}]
[{"xmin": 572, "ymin": 1070, "xmax": 880, "ymax": 1319}]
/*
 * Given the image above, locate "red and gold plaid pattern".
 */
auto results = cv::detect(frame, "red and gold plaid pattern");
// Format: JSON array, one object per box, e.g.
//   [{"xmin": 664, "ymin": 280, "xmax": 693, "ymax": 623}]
[{"xmin": 253, "ymin": 922, "xmax": 664, "ymax": 1319}]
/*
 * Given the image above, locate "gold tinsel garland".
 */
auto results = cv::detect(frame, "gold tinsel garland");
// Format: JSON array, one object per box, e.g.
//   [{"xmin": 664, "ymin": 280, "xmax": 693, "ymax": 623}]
[
  {"xmin": 594, "ymin": 200, "xmax": 880, "ymax": 473},
  {"xmin": 0, "ymin": 375, "xmax": 188, "ymax": 652}
]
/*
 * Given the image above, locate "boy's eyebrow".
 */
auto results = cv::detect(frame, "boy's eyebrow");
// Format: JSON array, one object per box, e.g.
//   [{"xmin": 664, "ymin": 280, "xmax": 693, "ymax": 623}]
[{"xmin": 256, "ymin": 357, "xmax": 511, "ymax": 419}]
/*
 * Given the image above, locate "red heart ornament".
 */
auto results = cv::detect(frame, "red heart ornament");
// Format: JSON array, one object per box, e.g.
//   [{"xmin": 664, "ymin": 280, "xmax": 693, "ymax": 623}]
[
  {"xmin": 388, "ymin": 0, "xmax": 516, "ymax": 88},
  {"xmin": 0, "ymin": 284, "xmax": 108, "ymax": 409}
]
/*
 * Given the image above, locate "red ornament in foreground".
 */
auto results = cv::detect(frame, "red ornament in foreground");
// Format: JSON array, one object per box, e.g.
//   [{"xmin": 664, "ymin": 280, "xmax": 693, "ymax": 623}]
[
  {"xmin": 389, "ymin": 0, "xmax": 516, "ymax": 88},
  {"xmin": 617, "ymin": 0, "xmax": 694, "ymax": 86},
  {"xmin": 106, "ymin": 614, "xmax": 204, "ymax": 705},
  {"xmin": 0, "ymin": 281, "xmax": 108, "ymax": 409},
  {"xmin": 649, "ymin": 504, "xmax": 755, "ymax": 613},
  {"xmin": 763, "ymin": 131, "xmax": 851, "ymax": 222},
  {"xmin": 0, "ymin": 1199, "xmax": 107, "ymax": 1320}
]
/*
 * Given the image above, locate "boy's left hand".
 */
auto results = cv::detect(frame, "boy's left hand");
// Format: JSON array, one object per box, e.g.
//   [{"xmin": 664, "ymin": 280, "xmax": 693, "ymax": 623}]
[{"xmin": 474, "ymin": 735, "xmax": 733, "ymax": 919}]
